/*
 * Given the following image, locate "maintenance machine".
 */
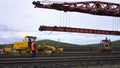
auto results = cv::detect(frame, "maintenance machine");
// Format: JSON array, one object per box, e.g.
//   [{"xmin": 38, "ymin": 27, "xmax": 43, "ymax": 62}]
[
  {"xmin": 13, "ymin": 36, "xmax": 63, "ymax": 55},
  {"xmin": 37, "ymin": 43, "xmax": 63, "ymax": 55},
  {"xmin": 13, "ymin": 36, "xmax": 36, "ymax": 54},
  {"xmin": 101, "ymin": 38, "xmax": 112, "ymax": 51}
]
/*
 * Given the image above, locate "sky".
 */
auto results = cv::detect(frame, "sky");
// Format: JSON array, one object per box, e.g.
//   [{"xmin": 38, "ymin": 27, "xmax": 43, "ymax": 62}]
[{"xmin": 0, "ymin": 0, "xmax": 120, "ymax": 45}]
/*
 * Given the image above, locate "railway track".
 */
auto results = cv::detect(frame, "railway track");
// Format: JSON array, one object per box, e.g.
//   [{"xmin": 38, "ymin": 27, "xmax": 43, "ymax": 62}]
[
  {"xmin": 0, "ymin": 56, "xmax": 120, "ymax": 64},
  {"xmin": 1, "ymin": 55, "xmax": 120, "ymax": 68},
  {"xmin": 1, "ymin": 51, "xmax": 120, "ymax": 58},
  {"xmin": 63, "ymin": 46, "xmax": 120, "ymax": 52},
  {"xmin": 1, "ymin": 53, "xmax": 120, "ymax": 68}
]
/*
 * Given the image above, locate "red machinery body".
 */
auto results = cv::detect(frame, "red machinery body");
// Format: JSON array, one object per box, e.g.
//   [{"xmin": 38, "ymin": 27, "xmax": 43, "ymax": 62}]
[
  {"xmin": 39, "ymin": 26, "xmax": 120, "ymax": 36},
  {"xmin": 33, "ymin": 1, "xmax": 120, "ymax": 17}
]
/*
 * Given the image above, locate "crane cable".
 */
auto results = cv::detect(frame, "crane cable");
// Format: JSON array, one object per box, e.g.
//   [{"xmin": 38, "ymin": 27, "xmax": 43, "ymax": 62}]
[
  {"xmin": 42, "ymin": 1, "xmax": 53, "ymax": 35},
  {"xmin": 59, "ymin": 12, "xmax": 64, "ymax": 26},
  {"xmin": 68, "ymin": 12, "xmax": 71, "ymax": 27},
  {"xmin": 65, "ymin": 12, "xmax": 67, "ymax": 26},
  {"xmin": 115, "ymin": 17, "xmax": 117, "ymax": 31},
  {"xmin": 113, "ymin": 17, "xmax": 117, "ymax": 31},
  {"xmin": 59, "ymin": 11, "xmax": 71, "ymax": 27},
  {"xmin": 66, "ymin": 12, "xmax": 71, "ymax": 27},
  {"xmin": 62, "ymin": 12, "xmax": 65, "ymax": 26},
  {"xmin": 59, "ymin": 11, "xmax": 62, "ymax": 26}
]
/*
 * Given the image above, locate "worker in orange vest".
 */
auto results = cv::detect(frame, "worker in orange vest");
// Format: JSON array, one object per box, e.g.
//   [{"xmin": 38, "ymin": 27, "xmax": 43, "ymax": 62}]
[{"xmin": 31, "ymin": 39, "xmax": 36, "ymax": 58}]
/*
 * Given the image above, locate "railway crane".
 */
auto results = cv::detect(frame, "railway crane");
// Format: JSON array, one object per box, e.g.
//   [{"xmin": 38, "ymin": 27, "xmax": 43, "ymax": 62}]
[
  {"xmin": 39, "ymin": 26, "xmax": 120, "ymax": 36},
  {"xmin": 32, "ymin": 1, "xmax": 120, "ymax": 51},
  {"xmin": 32, "ymin": 1, "xmax": 120, "ymax": 35},
  {"xmin": 32, "ymin": 1, "xmax": 120, "ymax": 17}
]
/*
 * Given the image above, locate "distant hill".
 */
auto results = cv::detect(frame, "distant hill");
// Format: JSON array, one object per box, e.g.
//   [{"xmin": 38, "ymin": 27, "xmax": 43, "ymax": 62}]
[
  {"xmin": 111, "ymin": 40, "xmax": 120, "ymax": 46},
  {"xmin": 0, "ymin": 44, "xmax": 13, "ymax": 49},
  {"xmin": 0, "ymin": 40, "xmax": 80, "ymax": 49},
  {"xmin": 0, "ymin": 45, "xmax": 3, "ymax": 49},
  {"xmin": 0, "ymin": 39, "xmax": 120, "ymax": 49},
  {"xmin": 36, "ymin": 39, "xmax": 80, "ymax": 47},
  {"xmin": 86, "ymin": 40, "xmax": 120, "ymax": 46}
]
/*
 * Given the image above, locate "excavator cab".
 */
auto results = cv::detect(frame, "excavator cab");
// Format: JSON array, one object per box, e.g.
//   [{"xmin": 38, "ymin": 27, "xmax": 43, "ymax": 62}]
[
  {"xmin": 101, "ymin": 37, "xmax": 112, "ymax": 51},
  {"xmin": 25, "ymin": 36, "xmax": 36, "ymax": 48},
  {"xmin": 13, "ymin": 36, "xmax": 36, "ymax": 54}
]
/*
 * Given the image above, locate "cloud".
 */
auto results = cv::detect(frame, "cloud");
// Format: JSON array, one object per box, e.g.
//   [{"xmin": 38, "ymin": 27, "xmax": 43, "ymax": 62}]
[
  {"xmin": 0, "ymin": 0, "xmax": 120, "ymax": 44},
  {"xmin": 0, "ymin": 24, "xmax": 17, "ymax": 31}
]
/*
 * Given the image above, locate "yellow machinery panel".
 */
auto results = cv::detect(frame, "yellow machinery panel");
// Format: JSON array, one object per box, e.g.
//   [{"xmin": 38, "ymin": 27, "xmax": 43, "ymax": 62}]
[
  {"xmin": 58, "ymin": 48, "xmax": 63, "ymax": 53},
  {"xmin": 4, "ymin": 47, "xmax": 12, "ymax": 53},
  {"xmin": 45, "ymin": 50, "xmax": 52, "ymax": 55},
  {"xmin": 37, "ymin": 44, "xmax": 63, "ymax": 55},
  {"xmin": 101, "ymin": 38, "xmax": 112, "ymax": 51},
  {"xmin": 102, "ymin": 45, "xmax": 111, "ymax": 51},
  {"xmin": 13, "ymin": 41, "xmax": 28, "ymax": 50}
]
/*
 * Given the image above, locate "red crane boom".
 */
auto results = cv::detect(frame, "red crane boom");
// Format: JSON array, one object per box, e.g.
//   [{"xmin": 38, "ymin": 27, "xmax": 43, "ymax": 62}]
[
  {"xmin": 33, "ymin": 1, "xmax": 120, "ymax": 17},
  {"xmin": 39, "ymin": 26, "xmax": 120, "ymax": 36},
  {"xmin": 33, "ymin": 1, "xmax": 120, "ymax": 36}
]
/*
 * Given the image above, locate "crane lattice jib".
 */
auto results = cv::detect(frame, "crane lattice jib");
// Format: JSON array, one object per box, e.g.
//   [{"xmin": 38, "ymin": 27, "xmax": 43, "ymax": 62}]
[
  {"xmin": 33, "ymin": 1, "xmax": 120, "ymax": 17},
  {"xmin": 39, "ymin": 26, "xmax": 120, "ymax": 36}
]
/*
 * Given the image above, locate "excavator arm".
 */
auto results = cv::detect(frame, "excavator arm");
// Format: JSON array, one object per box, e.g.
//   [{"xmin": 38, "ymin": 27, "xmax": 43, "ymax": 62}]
[{"xmin": 33, "ymin": 1, "xmax": 120, "ymax": 17}]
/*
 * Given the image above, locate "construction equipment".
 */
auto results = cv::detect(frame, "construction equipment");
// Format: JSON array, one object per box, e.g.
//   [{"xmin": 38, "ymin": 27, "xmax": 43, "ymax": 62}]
[
  {"xmin": 33, "ymin": 1, "xmax": 120, "ymax": 51},
  {"xmin": 33, "ymin": 1, "xmax": 120, "ymax": 36},
  {"xmin": 101, "ymin": 38, "xmax": 112, "ymax": 51},
  {"xmin": 33, "ymin": 1, "xmax": 120, "ymax": 17},
  {"xmin": 32, "ymin": 0, "xmax": 120, "ymax": 36},
  {"xmin": 3, "ymin": 47, "xmax": 12, "ymax": 53},
  {"xmin": 13, "ymin": 36, "xmax": 36, "ymax": 54},
  {"xmin": 13, "ymin": 36, "xmax": 63, "ymax": 55},
  {"xmin": 39, "ymin": 26, "xmax": 120, "ymax": 36},
  {"xmin": 37, "ymin": 43, "xmax": 63, "ymax": 55}
]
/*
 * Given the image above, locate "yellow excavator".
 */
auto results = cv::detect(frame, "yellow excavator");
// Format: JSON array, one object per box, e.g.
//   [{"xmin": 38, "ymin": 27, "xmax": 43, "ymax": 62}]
[
  {"xmin": 13, "ymin": 36, "xmax": 63, "ymax": 55},
  {"xmin": 37, "ymin": 43, "xmax": 63, "ymax": 55},
  {"xmin": 13, "ymin": 36, "xmax": 36, "ymax": 54}
]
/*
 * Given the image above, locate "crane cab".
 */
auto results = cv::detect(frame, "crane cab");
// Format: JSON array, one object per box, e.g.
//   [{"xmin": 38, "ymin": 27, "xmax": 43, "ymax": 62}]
[{"xmin": 100, "ymin": 38, "xmax": 112, "ymax": 51}]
